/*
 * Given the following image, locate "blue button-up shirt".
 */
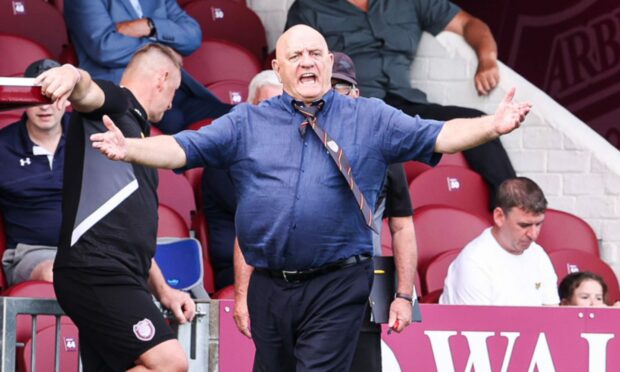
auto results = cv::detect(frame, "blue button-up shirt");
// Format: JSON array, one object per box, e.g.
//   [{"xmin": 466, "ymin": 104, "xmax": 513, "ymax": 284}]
[{"xmin": 174, "ymin": 90, "xmax": 443, "ymax": 270}]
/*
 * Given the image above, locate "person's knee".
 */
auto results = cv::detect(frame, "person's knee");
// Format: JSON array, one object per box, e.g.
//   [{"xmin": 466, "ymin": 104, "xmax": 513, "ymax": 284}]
[
  {"xmin": 135, "ymin": 339, "xmax": 188, "ymax": 372},
  {"xmin": 29, "ymin": 260, "xmax": 54, "ymax": 282}
]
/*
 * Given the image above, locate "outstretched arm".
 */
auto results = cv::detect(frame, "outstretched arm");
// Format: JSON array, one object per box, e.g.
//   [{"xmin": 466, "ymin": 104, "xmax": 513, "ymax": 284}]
[
  {"xmin": 434, "ymin": 87, "xmax": 531, "ymax": 154},
  {"xmin": 444, "ymin": 10, "xmax": 498, "ymax": 96},
  {"xmin": 90, "ymin": 115, "xmax": 187, "ymax": 169}
]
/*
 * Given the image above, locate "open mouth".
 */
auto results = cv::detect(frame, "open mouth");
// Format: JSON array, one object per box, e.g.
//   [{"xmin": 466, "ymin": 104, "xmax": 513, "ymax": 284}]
[{"xmin": 299, "ymin": 72, "xmax": 317, "ymax": 84}]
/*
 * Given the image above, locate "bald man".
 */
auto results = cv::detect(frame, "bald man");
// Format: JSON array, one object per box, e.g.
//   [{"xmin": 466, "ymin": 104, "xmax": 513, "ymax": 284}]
[
  {"xmin": 45, "ymin": 25, "xmax": 531, "ymax": 371},
  {"xmin": 38, "ymin": 44, "xmax": 195, "ymax": 372}
]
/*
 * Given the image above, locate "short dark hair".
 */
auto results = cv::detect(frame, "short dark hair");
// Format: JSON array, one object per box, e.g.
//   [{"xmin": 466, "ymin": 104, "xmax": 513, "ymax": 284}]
[
  {"xmin": 496, "ymin": 177, "xmax": 547, "ymax": 215},
  {"xmin": 558, "ymin": 271, "xmax": 608, "ymax": 303}
]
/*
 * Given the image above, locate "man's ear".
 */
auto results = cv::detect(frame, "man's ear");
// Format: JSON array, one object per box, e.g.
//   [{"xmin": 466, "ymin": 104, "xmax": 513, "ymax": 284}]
[
  {"xmin": 493, "ymin": 207, "xmax": 505, "ymax": 227},
  {"xmin": 271, "ymin": 60, "xmax": 281, "ymax": 82}
]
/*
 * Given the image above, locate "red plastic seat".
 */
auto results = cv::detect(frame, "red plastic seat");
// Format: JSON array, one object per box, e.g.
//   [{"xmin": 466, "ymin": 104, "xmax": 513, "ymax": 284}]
[
  {"xmin": 22, "ymin": 321, "xmax": 79, "ymax": 372},
  {"xmin": 548, "ymin": 250, "xmax": 620, "ymax": 305},
  {"xmin": 402, "ymin": 152, "xmax": 470, "ymax": 185},
  {"xmin": 183, "ymin": 0, "xmax": 268, "ymax": 63},
  {"xmin": 409, "ymin": 165, "xmax": 491, "ymax": 219},
  {"xmin": 206, "ymin": 80, "xmax": 249, "ymax": 105},
  {"xmin": 0, "ymin": 110, "xmax": 23, "ymax": 130},
  {"xmin": 184, "ymin": 39, "xmax": 261, "ymax": 87},
  {"xmin": 157, "ymin": 204, "xmax": 190, "ymax": 238},
  {"xmin": 157, "ymin": 169, "xmax": 196, "ymax": 229},
  {"xmin": 0, "ymin": 1, "xmax": 67, "ymax": 60},
  {"xmin": 212, "ymin": 284, "xmax": 234, "ymax": 299},
  {"xmin": 184, "ymin": 167, "xmax": 204, "ymax": 210},
  {"xmin": 0, "ymin": 34, "xmax": 53, "ymax": 77},
  {"xmin": 424, "ymin": 249, "xmax": 460, "ymax": 294},
  {"xmin": 413, "ymin": 205, "xmax": 490, "ymax": 288},
  {"xmin": 193, "ymin": 211, "xmax": 215, "ymax": 294},
  {"xmin": 419, "ymin": 289, "xmax": 443, "ymax": 304},
  {"xmin": 537, "ymin": 209, "xmax": 599, "ymax": 257}
]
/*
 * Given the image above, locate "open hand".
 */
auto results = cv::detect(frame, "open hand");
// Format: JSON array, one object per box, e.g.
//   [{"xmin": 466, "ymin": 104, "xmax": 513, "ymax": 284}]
[
  {"xmin": 492, "ymin": 87, "xmax": 532, "ymax": 135},
  {"xmin": 90, "ymin": 115, "xmax": 129, "ymax": 161}
]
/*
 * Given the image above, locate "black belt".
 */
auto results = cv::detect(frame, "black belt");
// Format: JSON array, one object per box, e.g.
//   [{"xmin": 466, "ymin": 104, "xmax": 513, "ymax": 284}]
[{"xmin": 256, "ymin": 254, "xmax": 371, "ymax": 283}]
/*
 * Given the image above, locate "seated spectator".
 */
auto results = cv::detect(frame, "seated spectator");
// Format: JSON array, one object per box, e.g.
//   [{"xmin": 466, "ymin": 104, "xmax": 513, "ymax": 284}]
[
  {"xmin": 286, "ymin": 0, "xmax": 516, "ymax": 207},
  {"xmin": 64, "ymin": 0, "xmax": 232, "ymax": 134},
  {"xmin": 331, "ymin": 52, "xmax": 417, "ymax": 372},
  {"xmin": 0, "ymin": 59, "xmax": 70, "ymax": 286},
  {"xmin": 559, "ymin": 271, "xmax": 620, "ymax": 307},
  {"xmin": 203, "ymin": 70, "xmax": 283, "ymax": 291},
  {"xmin": 440, "ymin": 177, "xmax": 559, "ymax": 306},
  {"xmin": 247, "ymin": 70, "xmax": 283, "ymax": 105}
]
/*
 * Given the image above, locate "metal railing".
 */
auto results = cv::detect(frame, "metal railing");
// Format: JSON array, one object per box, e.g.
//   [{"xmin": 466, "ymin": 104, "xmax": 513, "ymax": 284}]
[{"xmin": 0, "ymin": 297, "xmax": 215, "ymax": 372}]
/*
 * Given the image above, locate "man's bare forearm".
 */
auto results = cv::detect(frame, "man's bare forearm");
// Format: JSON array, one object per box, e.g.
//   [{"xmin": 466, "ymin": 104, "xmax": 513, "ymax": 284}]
[{"xmin": 390, "ymin": 217, "xmax": 418, "ymax": 296}]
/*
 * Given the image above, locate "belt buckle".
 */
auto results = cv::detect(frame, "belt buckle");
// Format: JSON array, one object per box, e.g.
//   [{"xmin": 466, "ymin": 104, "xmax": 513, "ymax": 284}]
[{"xmin": 282, "ymin": 270, "xmax": 300, "ymax": 283}]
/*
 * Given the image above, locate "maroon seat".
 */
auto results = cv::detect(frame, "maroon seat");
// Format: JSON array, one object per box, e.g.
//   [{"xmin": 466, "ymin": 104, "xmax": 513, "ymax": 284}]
[
  {"xmin": 0, "ymin": 1, "xmax": 67, "ymax": 60},
  {"xmin": 193, "ymin": 211, "xmax": 215, "ymax": 294},
  {"xmin": 548, "ymin": 250, "xmax": 620, "ymax": 305},
  {"xmin": 22, "ymin": 321, "xmax": 79, "ymax": 372},
  {"xmin": 402, "ymin": 152, "xmax": 470, "ymax": 185},
  {"xmin": 424, "ymin": 249, "xmax": 460, "ymax": 294},
  {"xmin": 212, "ymin": 284, "xmax": 234, "ymax": 299},
  {"xmin": 157, "ymin": 204, "xmax": 190, "ymax": 238},
  {"xmin": 206, "ymin": 80, "xmax": 249, "ymax": 105},
  {"xmin": 184, "ymin": 39, "xmax": 261, "ymax": 87},
  {"xmin": 0, "ymin": 34, "xmax": 53, "ymax": 77},
  {"xmin": 409, "ymin": 165, "xmax": 491, "ymax": 219},
  {"xmin": 183, "ymin": 0, "xmax": 267, "ymax": 63},
  {"xmin": 0, "ymin": 110, "xmax": 23, "ymax": 130},
  {"xmin": 184, "ymin": 167, "xmax": 204, "ymax": 210},
  {"xmin": 157, "ymin": 169, "xmax": 196, "ymax": 229},
  {"xmin": 537, "ymin": 209, "xmax": 599, "ymax": 257},
  {"xmin": 413, "ymin": 205, "xmax": 490, "ymax": 290}
]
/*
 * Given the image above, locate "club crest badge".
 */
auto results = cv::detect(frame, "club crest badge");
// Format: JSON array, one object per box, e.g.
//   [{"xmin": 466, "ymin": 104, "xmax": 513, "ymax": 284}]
[{"xmin": 133, "ymin": 318, "xmax": 155, "ymax": 341}]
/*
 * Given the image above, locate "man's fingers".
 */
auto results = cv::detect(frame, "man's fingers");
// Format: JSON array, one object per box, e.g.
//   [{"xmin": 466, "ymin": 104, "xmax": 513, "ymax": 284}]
[
  {"xmin": 501, "ymin": 87, "xmax": 516, "ymax": 105},
  {"xmin": 102, "ymin": 115, "xmax": 118, "ymax": 132}
]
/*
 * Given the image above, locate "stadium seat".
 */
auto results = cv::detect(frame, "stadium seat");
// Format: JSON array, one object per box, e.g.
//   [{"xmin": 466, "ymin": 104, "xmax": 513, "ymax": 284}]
[
  {"xmin": 413, "ymin": 205, "xmax": 490, "ymax": 288},
  {"xmin": 184, "ymin": 167, "xmax": 204, "ymax": 210},
  {"xmin": 402, "ymin": 152, "xmax": 470, "ymax": 185},
  {"xmin": 206, "ymin": 80, "xmax": 249, "ymax": 105},
  {"xmin": 183, "ymin": 0, "xmax": 268, "ymax": 63},
  {"xmin": 537, "ymin": 209, "xmax": 600, "ymax": 257},
  {"xmin": 155, "ymin": 237, "xmax": 210, "ymax": 299},
  {"xmin": 212, "ymin": 284, "xmax": 234, "ymax": 299},
  {"xmin": 157, "ymin": 204, "xmax": 190, "ymax": 238},
  {"xmin": 2, "ymin": 281, "xmax": 58, "ymax": 344},
  {"xmin": 0, "ymin": 110, "xmax": 23, "ymax": 130},
  {"xmin": 548, "ymin": 250, "xmax": 620, "ymax": 305},
  {"xmin": 0, "ymin": 1, "xmax": 68, "ymax": 60},
  {"xmin": 380, "ymin": 218, "xmax": 392, "ymax": 256},
  {"xmin": 157, "ymin": 169, "xmax": 196, "ymax": 229},
  {"xmin": 187, "ymin": 118, "xmax": 213, "ymax": 131},
  {"xmin": 409, "ymin": 165, "xmax": 491, "ymax": 219},
  {"xmin": 184, "ymin": 39, "xmax": 261, "ymax": 87},
  {"xmin": 193, "ymin": 211, "xmax": 216, "ymax": 294},
  {"xmin": 424, "ymin": 249, "xmax": 460, "ymax": 294},
  {"xmin": 0, "ymin": 34, "xmax": 53, "ymax": 77},
  {"xmin": 22, "ymin": 320, "xmax": 79, "ymax": 372},
  {"xmin": 419, "ymin": 289, "xmax": 443, "ymax": 304},
  {"xmin": 150, "ymin": 124, "xmax": 164, "ymax": 136}
]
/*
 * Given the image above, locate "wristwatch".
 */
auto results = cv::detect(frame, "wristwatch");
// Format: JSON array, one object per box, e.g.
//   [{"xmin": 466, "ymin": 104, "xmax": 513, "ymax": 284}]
[
  {"xmin": 394, "ymin": 292, "xmax": 414, "ymax": 303},
  {"xmin": 146, "ymin": 17, "xmax": 156, "ymax": 37}
]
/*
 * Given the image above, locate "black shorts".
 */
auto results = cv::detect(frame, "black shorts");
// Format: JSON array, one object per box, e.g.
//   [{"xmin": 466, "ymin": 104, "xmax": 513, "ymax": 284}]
[{"xmin": 53, "ymin": 268, "xmax": 175, "ymax": 371}]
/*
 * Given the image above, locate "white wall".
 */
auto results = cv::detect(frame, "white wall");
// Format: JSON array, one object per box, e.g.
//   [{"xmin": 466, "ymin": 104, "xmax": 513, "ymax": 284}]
[{"xmin": 247, "ymin": 0, "xmax": 620, "ymax": 276}]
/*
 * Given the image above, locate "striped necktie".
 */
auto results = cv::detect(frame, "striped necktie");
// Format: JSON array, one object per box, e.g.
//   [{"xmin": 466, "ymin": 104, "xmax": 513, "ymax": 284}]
[{"xmin": 294, "ymin": 100, "xmax": 378, "ymax": 233}]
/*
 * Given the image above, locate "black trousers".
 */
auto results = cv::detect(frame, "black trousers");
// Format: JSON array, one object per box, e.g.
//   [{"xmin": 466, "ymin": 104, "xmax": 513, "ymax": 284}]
[
  {"xmin": 350, "ymin": 305, "xmax": 382, "ymax": 372},
  {"xmin": 248, "ymin": 259, "xmax": 373, "ymax": 372},
  {"xmin": 384, "ymin": 94, "xmax": 516, "ymax": 208}
]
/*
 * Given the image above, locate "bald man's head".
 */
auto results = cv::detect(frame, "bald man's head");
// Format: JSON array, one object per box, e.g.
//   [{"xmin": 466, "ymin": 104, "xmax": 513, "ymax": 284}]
[{"xmin": 272, "ymin": 25, "xmax": 333, "ymax": 104}]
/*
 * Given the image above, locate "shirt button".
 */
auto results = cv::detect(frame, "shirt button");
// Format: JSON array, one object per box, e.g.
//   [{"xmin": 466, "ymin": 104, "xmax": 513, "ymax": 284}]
[{"xmin": 304, "ymin": 142, "xmax": 308, "ymax": 147}]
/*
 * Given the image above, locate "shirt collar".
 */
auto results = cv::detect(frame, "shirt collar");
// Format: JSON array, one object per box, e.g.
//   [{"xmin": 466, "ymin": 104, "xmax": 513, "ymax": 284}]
[{"xmin": 278, "ymin": 89, "xmax": 336, "ymax": 115}]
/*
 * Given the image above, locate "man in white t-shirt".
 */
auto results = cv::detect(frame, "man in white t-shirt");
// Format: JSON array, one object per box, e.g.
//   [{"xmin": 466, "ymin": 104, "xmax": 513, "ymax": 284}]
[{"xmin": 440, "ymin": 177, "xmax": 559, "ymax": 306}]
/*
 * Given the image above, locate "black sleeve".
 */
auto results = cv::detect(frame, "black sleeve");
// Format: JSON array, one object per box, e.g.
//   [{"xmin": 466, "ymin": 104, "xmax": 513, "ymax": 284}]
[
  {"xmin": 384, "ymin": 163, "xmax": 414, "ymax": 218},
  {"xmin": 80, "ymin": 80, "xmax": 129, "ymax": 119}
]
